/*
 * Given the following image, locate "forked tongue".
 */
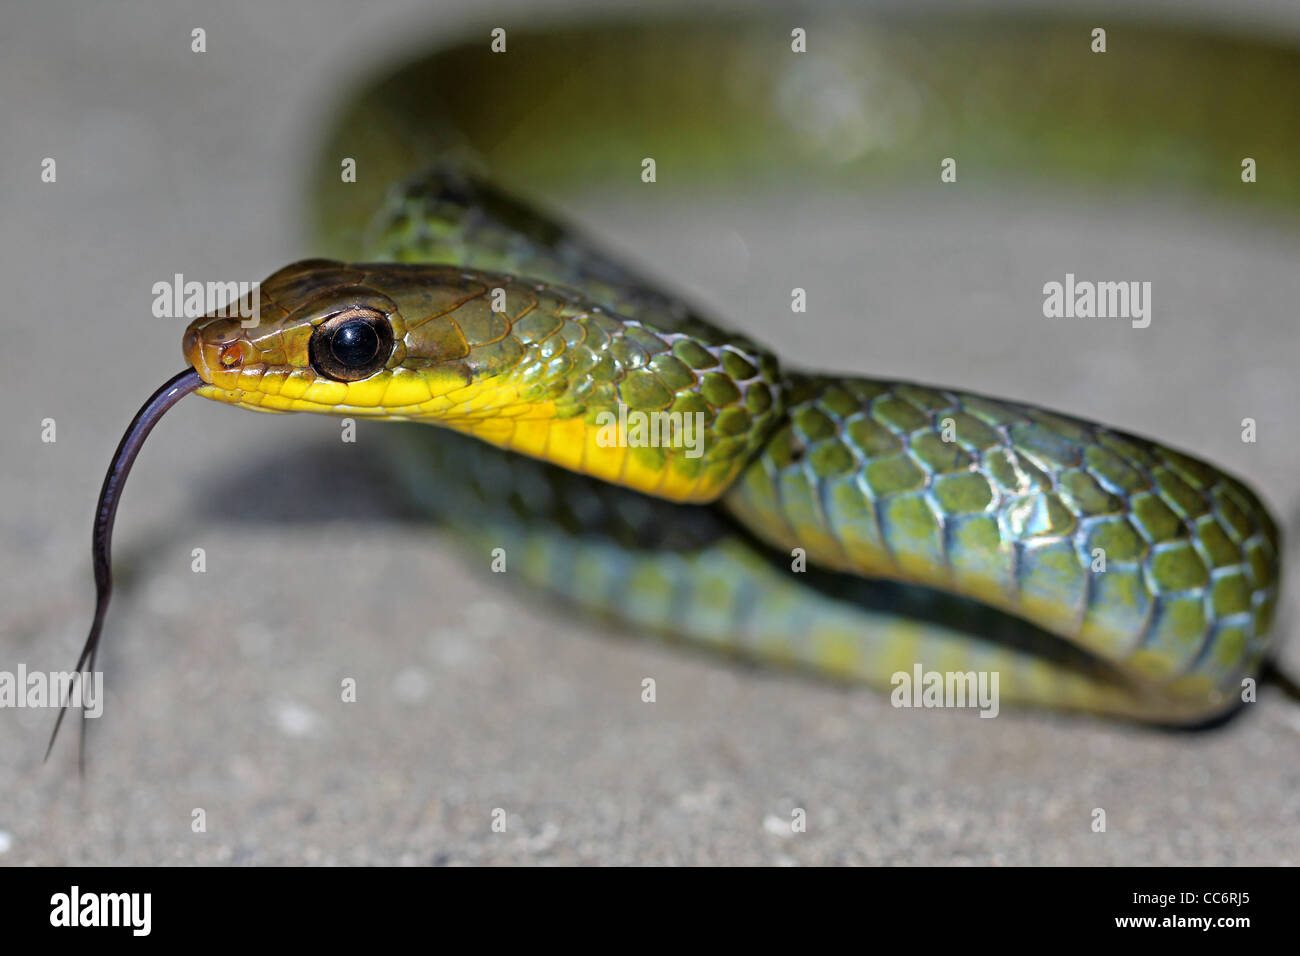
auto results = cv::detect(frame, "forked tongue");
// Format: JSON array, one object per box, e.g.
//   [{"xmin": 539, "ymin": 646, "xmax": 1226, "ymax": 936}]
[{"xmin": 46, "ymin": 369, "xmax": 203, "ymax": 771}]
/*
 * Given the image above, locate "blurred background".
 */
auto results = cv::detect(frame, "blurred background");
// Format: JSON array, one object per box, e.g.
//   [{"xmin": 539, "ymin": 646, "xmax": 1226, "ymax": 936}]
[{"xmin": 1, "ymin": 0, "xmax": 1298, "ymax": 864}]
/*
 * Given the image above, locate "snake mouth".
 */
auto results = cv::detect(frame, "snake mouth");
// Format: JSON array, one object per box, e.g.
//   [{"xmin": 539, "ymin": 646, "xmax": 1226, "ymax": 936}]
[
  {"xmin": 182, "ymin": 317, "xmax": 250, "ymax": 384},
  {"xmin": 181, "ymin": 316, "xmax": 265, "ymax": 412}
]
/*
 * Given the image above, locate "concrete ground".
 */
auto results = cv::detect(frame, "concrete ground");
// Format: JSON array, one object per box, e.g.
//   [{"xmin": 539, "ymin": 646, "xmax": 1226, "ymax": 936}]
[{"xmin": 2, "ymin": 0, "xmax": 1298, "ymax": 865}]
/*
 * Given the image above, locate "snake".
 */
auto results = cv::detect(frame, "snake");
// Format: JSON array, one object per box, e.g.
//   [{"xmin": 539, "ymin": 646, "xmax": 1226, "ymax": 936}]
[{"xmin": 53, "ymin": 11, "xmax": 1296, "ymax": 761}]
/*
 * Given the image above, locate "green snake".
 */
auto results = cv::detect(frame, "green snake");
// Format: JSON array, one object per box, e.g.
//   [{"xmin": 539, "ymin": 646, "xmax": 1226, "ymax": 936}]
[{"xmin": 56, "ymin": 12, "xmax": 1295, "ymax": 758}]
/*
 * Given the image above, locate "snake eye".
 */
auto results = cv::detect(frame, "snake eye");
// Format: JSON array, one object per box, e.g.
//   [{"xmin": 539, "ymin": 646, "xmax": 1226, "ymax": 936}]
[{"xmin": 308, "ymin": 307, "xmax": 394, "ymax": 382}]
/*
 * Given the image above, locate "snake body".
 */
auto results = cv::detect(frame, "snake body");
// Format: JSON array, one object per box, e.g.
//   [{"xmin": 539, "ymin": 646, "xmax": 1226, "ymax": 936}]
[{"xmin": 90, "ymin": 13, "xmax": 1295, "ymax": 732}]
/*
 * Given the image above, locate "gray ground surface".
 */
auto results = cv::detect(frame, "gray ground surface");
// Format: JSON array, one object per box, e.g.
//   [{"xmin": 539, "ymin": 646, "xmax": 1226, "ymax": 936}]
[{"xmin": 2, "ymin": 0, "xmax": 1298, "ymax": 865}]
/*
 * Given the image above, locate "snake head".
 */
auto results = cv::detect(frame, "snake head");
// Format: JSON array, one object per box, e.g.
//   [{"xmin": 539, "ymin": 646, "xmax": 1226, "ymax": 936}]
[
  {"xmin": 183, "ymin": 259, "xmax": 414, "ymax": 415},
  {"xmin": 183, "ymin": 257, "xmax": 783, "ymax": 503},
  {"xmin": 185, "ymin": 256, "xmax": 555, "ymax": 434},
  {"xmin": 181, "ymin": 257, "xmax": 581, "ymax": 419}
]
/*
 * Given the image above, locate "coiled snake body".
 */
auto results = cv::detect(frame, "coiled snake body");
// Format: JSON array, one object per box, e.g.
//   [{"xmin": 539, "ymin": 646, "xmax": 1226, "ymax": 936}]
[{"xmin": 63, "ymin": 14, "xmax": 1293, "ymax": 752}]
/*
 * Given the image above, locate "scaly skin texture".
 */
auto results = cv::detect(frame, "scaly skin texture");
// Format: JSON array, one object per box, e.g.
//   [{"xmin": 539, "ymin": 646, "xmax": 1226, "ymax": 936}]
[
  {"xmin": 726, "ymin": 375, "xmax": 1280, "ymax": 716},
  {"xmin": 175, "ymin": 13, "xmax": 1293, "ymax": 722}
]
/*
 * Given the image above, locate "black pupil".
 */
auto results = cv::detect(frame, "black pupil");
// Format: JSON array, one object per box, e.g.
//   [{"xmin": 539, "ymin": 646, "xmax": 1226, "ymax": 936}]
[{"xmin": 331, "ymin": 321, "xmax": 379, "ymax": 366}]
